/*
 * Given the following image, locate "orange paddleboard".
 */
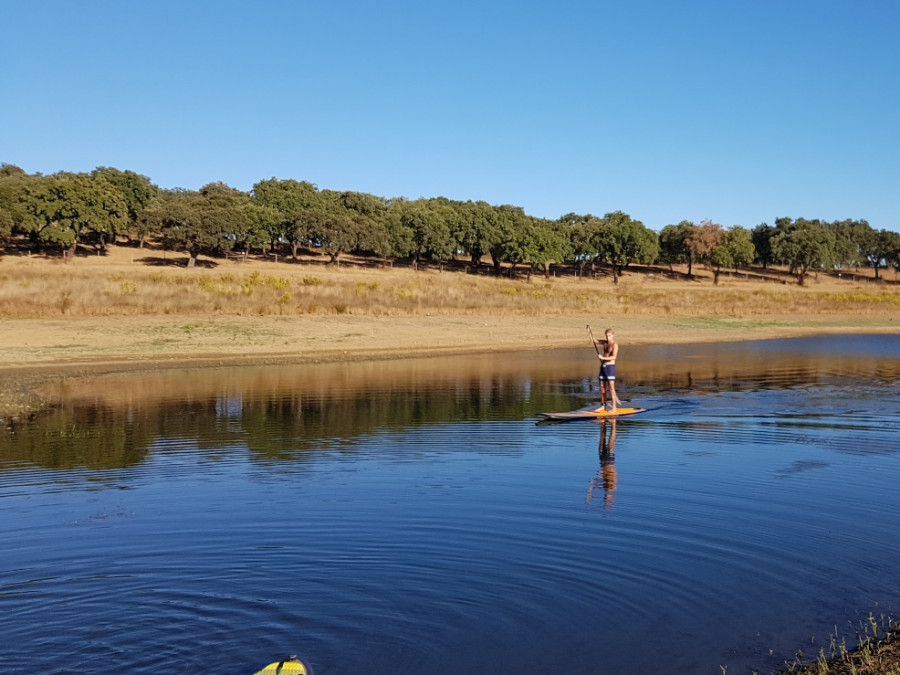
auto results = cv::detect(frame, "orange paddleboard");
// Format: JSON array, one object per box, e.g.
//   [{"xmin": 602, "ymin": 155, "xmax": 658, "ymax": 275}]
[{"xmin": 538, "ymin": 406, "xmax": 647, "ymax": 421}]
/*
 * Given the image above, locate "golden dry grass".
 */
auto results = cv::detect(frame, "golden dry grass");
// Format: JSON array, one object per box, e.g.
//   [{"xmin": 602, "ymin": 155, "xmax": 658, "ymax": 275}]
[
  {"xmin": 783, "ymin": 614, "xmax": 900, "ymax": 675},
  {"xmin": 1, "ymin": 244, "xmax": 899, "ymax": 320}
]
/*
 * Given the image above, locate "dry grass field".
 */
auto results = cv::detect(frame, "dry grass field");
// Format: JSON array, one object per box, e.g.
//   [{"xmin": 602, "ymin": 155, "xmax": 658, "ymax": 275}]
[{"xmin": 1, "ymin": 242, "xmax": 899, "ymax": 322}]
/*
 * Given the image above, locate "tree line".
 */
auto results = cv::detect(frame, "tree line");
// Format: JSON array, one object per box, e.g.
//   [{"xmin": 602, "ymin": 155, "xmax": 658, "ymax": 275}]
[{"xmin": 1, "ymin": 163, "xmax": 898, "ymax": 285}]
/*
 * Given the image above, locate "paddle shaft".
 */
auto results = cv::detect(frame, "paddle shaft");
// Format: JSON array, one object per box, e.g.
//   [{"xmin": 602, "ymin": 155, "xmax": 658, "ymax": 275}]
[{"xmin": 586, "ymin": 324, "xmax": 601, "ymax": 355}]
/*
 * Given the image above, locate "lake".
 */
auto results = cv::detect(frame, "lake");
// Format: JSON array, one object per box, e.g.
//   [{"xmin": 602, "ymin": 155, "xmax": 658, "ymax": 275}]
[{"xmin": 2, "ymin": 334, "xmax": 900, "ymax": 674}]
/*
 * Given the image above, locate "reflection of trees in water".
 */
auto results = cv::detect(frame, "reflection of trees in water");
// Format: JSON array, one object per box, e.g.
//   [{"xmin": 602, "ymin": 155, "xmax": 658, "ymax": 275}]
[
  {"xmin": 239, "ymin": 374, "xmax": 553, "ymax": 458},
  {"xmin": 7, "ymin": 337, "xmax": 897, "ymax": 472},
  {"xmin": 1, "ymin": 404, "xmax": 153, "ymax": 470},
  {"xmin": 1, "ymin": 373, "xmax": 566, "ymax": 471}
]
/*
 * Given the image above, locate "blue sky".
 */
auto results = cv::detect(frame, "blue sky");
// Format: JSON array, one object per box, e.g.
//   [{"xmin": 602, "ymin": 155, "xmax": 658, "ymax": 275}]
[{"xmin": 2, "ymin": 1, "xmax": 898, "ymax": 232}]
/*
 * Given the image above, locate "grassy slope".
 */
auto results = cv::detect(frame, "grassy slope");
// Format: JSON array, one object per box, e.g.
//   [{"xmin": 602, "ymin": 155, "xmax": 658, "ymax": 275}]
[{"xmin": 2, "ymin": 241, "xmax": 898, "ymax": 320}]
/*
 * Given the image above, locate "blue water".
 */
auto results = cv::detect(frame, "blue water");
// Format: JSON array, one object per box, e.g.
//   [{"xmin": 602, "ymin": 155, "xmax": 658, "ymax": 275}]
[{"xmin": 2, "ymin": 335, "xmax": 900, "ymax": 674}]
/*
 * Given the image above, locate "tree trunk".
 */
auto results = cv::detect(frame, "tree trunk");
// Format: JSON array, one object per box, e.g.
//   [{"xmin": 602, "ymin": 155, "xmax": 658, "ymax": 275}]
[{"xmin": 186, "ymin": 252, "xmax": 198, "ymax": 268}]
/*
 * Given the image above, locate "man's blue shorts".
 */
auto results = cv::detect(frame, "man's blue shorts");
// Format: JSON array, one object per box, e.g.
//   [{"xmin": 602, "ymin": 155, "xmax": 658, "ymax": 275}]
[{"xmin": 600, "ymin": 363, "xmax": 616, "ymax": 382}]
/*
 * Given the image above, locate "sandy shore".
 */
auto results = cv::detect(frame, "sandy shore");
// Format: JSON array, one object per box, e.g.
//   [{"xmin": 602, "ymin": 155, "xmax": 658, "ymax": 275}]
[
  {"xmin": 3, "ymin": 312, "xmax": 898, "ymax": 418},
  {"xmin": 7, "ymin": 312, "xmax": 898, "ymax": 372}
]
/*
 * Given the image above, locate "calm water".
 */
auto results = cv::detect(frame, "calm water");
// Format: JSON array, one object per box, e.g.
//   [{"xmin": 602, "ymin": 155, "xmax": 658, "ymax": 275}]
[{"xmin": 2, "ymin": 335, "xmax": 900, "ymax": 674}]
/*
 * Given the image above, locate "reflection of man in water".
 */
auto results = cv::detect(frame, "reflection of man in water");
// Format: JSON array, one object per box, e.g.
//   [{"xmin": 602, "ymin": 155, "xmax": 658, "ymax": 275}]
[{"xmin": 586, "ymin": 420, "xmax": 617, "ymax": 509}]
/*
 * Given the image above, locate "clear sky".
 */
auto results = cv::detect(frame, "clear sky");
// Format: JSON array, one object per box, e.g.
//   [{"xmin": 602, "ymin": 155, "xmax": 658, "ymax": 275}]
[{"xmin": 2, "ymin": 0, "xmax": 898, "ymax": 232}]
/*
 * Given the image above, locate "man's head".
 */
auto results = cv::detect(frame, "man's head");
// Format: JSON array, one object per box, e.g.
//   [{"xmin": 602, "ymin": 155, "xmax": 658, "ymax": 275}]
[{"xmin": 605, "ymin": 329, "xmax": 615, "ymax": 340}]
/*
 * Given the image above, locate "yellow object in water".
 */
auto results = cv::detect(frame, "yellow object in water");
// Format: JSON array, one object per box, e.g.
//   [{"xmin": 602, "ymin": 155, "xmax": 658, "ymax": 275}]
[
  {"xmin": 253, "ymin": 656, "xmax": 312, "ymax": 674},
  {"xmin": 538, "ymin": 406, "xmax": 647, "ymax": 421}
]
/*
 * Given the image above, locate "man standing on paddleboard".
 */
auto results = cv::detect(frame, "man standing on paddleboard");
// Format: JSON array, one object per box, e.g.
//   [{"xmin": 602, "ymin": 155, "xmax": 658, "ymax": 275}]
[{"xmin": 595, "ymin": 328, "xmax": 620, "ymax": 412}]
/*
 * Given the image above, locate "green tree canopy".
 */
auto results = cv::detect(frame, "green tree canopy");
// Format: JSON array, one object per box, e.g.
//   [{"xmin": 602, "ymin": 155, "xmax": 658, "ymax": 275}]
[
  {"xmin": 141, "ymin": 183, "xmax": 251, "ymax": 267},
  {"xmin": 24, "ymin": 172, "xmax": 129, "ymax": 254},
  {"xmin": 252, "ymin": 177, "xmax": 319, "ymax": 213},
  {"xmin": 453, "ymin": 200, "xmax": 502, "ymax": 268},
  {"xmin": 709, "ymin": 225, "xmax": 755, "ymax": 284},
  {"xmin": 338, "ymin": 190, "xmax": 391, "ymax": 260},
  {"xmin": 0, "ymin": 204, "xmax": 12, "ymax": 242},
  {"xmin": 889, "ymin": 232, "xmax": 900, "ymax": 275},
  {"xmin": 492, "ymin": 210, "xmax": 537, "ymax": 275},
  {"xmin": 685, "ymin": 220, "xmax": 722, "ymax": 274},
  {"xmin": 381, "ymin": 200, "xmax": 416, "ymax": 260},
  {"xmin": 90, "ymin": 167, "xmax": 158, "ymax": 236},
  {"xmin": 564, "ymin": 213, "xmax": 603, "ymax": 276},
  {"xmin": 771, "ymin": 217, "xmax": 837, "ymax": 285},
  {"xmin": 658, "ymin": 220, "xmax": 694, "ymax": 273},
  {"xmin": 389, "ymin": 198, "xmax": 454, "ymax": 266},
  {"xmin": 751, "ymin": 223, "xmax": 775, "ymax": 268},
  {"xmin": 859, "ymin": 228, "xmax": 900, "ymax": 280},
  {"xmin": 528, "ymin": 218, "xmax": 571, "ymax": 278},
  {"xmin": 0, "ymin": 163, "xmax": 27, "ymax": 178},
  {"xmin": 595, "ymin": 211, "xmax": 658, "ymax": 280},
  {"xmin": 488, "ymin": 205, "xmax": 531, "ymax": 274},
  {"xmin": 302, "ymin": 190, "xmax": 369, "ymax": 265},
  {"xmin": 252, "ymin": 178, "xmax": 321, "ymax": 258},
  {"xmin": 311, "ymin": 210, "xmax": 360, "ymax": 265},
  {"xmin": 828, "ymin": 218, "xmax": 872, "ymax": 268},
  {"xmin": 0, "ymin": 166, "xmax": 37, "ymax": 243}
]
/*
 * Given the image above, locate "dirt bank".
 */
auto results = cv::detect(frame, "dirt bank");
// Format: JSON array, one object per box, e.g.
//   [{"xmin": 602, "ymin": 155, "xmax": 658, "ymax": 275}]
[{"xmin": 3, "ymin": 312, "xmax": 898, "ymax": 419}]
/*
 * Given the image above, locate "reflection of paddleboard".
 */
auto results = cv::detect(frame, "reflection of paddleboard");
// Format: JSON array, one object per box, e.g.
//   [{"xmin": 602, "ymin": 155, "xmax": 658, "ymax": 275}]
[
  {"xmin": 254, "ymin": 656, "xmax": 313, "ymax": 674},
  {"xmin": 538, "ymin": 406, "xmax": 647, "ymax": 421}
]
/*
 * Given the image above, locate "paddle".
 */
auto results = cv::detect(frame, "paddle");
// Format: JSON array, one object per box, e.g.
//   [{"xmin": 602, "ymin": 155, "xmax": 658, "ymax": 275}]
[{"xmin": 586, "ymin": 324, "xmax": 601, "ymax": 355}]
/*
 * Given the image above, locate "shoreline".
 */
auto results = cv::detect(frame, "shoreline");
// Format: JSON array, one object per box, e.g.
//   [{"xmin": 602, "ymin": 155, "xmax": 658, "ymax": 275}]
[
  {"xmin": 3, "ymin": 313, "xmax": 898, "ymax": 418},
  {"xmin": 3, "ymin": 244, "xmax": 898, "ymax": 418},
  {"xmin": 5, "ymin": 315, "xmax": 898, "ymax": 376}
]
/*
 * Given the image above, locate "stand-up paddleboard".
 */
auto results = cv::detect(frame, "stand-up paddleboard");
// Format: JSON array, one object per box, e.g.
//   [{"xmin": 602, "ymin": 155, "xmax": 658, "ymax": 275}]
[
  {"xmin": 254, "ymin": 656, "xmax": 313, "ymax": 675},
  {"xmin": 538, "ymin": 406, "xmax": 647, "ymax": 421}
]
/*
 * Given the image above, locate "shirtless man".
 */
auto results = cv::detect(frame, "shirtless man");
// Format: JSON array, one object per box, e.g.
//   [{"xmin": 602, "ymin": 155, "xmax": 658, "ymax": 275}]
[{"xmin": 594, "ymin": 328, "xmax": 620, "ymax": 412}]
